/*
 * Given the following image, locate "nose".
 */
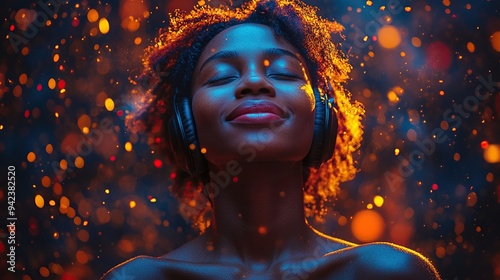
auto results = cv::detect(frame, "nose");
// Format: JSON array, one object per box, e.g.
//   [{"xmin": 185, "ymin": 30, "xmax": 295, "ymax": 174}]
[{"xmin": 235, "ymin": 73, "xmax": 276, "ymax": 98}]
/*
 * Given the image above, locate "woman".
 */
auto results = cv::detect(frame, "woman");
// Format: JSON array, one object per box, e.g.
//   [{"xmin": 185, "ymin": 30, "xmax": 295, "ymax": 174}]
[{"xmin": 103, "ymin": 0, "xmax": 441, "ymax": 279}]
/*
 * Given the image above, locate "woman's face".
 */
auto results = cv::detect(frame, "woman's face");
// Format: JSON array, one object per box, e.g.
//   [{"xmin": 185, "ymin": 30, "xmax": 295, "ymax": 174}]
[{"xmin": 191, "ymin": 23, "xmax": 315, "ymax": 167}]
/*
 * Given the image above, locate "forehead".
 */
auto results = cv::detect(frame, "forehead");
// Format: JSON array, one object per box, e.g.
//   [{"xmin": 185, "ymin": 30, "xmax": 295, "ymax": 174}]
[{"xmin": 198, "ymin": 23, "xmax": 301, "ymax": 60}]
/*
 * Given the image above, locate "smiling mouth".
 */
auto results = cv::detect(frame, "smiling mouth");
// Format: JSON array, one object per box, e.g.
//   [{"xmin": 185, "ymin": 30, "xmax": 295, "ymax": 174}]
[{"xmin": 226, "ymin": 101, "xmax": 288, "ymax": 124}]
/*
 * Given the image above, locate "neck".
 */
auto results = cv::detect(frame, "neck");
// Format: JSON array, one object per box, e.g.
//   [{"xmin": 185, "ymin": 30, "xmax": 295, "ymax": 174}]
[{"xmin": 206, "ymin": 161, "xmax": 313, "ymax": 268}]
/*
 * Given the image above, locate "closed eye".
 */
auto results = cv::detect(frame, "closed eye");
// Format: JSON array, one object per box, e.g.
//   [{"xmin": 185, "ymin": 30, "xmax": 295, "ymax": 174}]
[
  {"xmin": 268, "ymin": 73, "xmax": 302, "ymax": 81},
  {"xmin": 205, "ymin": 76, "xmax": 238, "ymax": 86}
]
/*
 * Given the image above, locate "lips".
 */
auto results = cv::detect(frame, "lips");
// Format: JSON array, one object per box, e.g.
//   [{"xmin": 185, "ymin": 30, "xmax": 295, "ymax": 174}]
[{"xmin": 226, "ymin": 101, "xmax": 288, "ymax": 124}]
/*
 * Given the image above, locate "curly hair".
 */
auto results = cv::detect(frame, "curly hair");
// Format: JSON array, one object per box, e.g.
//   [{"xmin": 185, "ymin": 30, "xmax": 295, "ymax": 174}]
[{"xmin": 127, "ymin": 0, "xmax": 364, "ymax": 231}]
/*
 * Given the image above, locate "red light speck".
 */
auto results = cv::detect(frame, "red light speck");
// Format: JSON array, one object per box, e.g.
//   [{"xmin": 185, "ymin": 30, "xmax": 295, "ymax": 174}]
[
  {"xmin": 9, "ymin": 25, "xmax": 14, "ymax": 31},
  {"xmin": 24, "ymin": 110, "xmax": 30, "ymax": 118},
  {"xmin": 58, "ymin": 79, "xmax": 66, "ymax": 89},
  {"xmin": 154, "ymin": 159, "xmax": 163, "ymax": 168},
  {"xmin": 109, "ymin": 155, "xmax": 116, "ymax": 161},
  {"xmin": 72, "ymin": 18, "xmax": 80, "ymax": 27},
  {"xmin": 116, "ymin": 110, "xmax": 123, "ymax": 117},
  {"xmin": 37, "ymin": 84, "xmax": 42, "ymax": 91},
  {"xmin": 169, "ymin": 172, "xmax": 176, "ymax": 179},
  {"xmin": 61, "ymin": 273, "xmax": 78, "ymax": 280},
  {"xmin": 481, "ymin": 141, "xmax": 489, "ymax": 149},
  {"xmin": 29, "ymin": 222, "xmax": 37, "ymax": 230},
  {"xmin": 432, "ymin": 183, "xmax": 439, "ymax": 191},
  {"xmin": 232, "ymin": 176, "xmax": 238, "ymax": 183},
  {"xmin": 155, "ymin": 137, "xmax": 161, "ymax": 144},
  {"xmin": 426, "ymin": 41, "xmax": 452, "ymax": 71}
]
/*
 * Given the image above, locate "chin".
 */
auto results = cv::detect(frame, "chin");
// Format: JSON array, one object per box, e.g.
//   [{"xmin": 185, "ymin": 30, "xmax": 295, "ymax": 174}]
[{"xmin": 204, "ymin": 142, "xmax": 309, "ymax": 167}]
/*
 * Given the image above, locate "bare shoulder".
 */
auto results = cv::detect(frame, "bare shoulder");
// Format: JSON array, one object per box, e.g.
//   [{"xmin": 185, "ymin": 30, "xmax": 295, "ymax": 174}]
[
  {"xmin": 101, "ymin": 253, "xmax": 242, "ymax": 280},
  {"xmin": 160, "ymin": 233, "xmax": 213, "ymax": 262},
  {"xmin": 307, "ymin": 229, "xmax": 440, "ymax": 279},
  {"xmin": 275, "ymin": 231, "xmax": 440, "ymax": 280},
  {"xmin": 345, "ymin": 242, "xmax": 441, "ymax": 280},
  {"xmin": 101, "ymin": 255, "xmax": 164, "ymax": 279}
]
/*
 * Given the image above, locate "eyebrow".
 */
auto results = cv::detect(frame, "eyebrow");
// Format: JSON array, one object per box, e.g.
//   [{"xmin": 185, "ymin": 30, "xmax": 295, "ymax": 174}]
[{"xmin": 198, "ymin": 48, "xmax": 302, "ymax": 74}]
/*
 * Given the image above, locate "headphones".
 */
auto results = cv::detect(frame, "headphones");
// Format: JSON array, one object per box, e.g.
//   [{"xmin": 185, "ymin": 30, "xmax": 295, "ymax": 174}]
[{"xmin": 167, "ymin": 88, "xmax": 338, "ymax": 175}]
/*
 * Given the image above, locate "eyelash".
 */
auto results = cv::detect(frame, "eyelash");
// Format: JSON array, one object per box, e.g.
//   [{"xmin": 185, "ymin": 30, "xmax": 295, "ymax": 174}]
[
  {"xmin": 205, "ymin": 76, "xmax": 237, "ymax": 86},
  {"xmin": 269, "ymin": 73, "xmax": 301, "ymax": 80},
  {"xmin": 205, "ymin": 72, "xmax": 301, "ymax": 86}
]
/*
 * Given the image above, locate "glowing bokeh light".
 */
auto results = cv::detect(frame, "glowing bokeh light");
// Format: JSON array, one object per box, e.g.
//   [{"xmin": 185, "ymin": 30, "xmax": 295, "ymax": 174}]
[
  {"xmin": 19, "ymin": 73, "xmax": 28, "ymax": 84},
  {"xmin": 87, "ymin": 9, "xmax": 99, "ymax": 22},
  {"xmin": 39, "ymin": 266, "xmax": 50, "ymax": 277},
  {"xmin": 59, "ymin": 159, "xmax": 68, "ymax": 170},
  {"xmin": 75, "ymin": 157, "xmax": 85, "ymax": 168},
  {"xmin": 338, "ymin": 216, "xmax": 347, "ymax": 226},
  {"xmin": 105, "ymin": 98, "xmax": 115, "ymax": 111},
  {"xmin": 99, "ymin": 18, "xmax": 110, "ymax": 34},
  {"xmin": 48, "ymin": 78, "xmax": 56, "ymax": 89},
  {"xmin": 466, "ymin": 42, "xmax": 475, "ymax": 53},
  {"xmin": 491, "ymin": 31, "xmax": 500, "ymax": 52},
  {"xmin": 27, "ymin": 151, "xmax": 36, "ymax": 162},
  {"xmin": 256, "ymin": 226, "xmax": 268, "ymax": 235},
  {"xmin": 154, "ymin": 159, "xmax": 162, "ymax": 168},
  {"xmin": 76, "ymin": 250, "xmax": 88, "ymax": 264},
  {"xmin": 35, "ymin": 195, "xmax": 45, "ymax": 208},
  {"xmin": 378, "ymin": 25, "xmax": 401, "ymax": 49},
  {"xmin": 467, "ymin": 192, "xmax": 478, "ymax": 207},
  {"xmin": 351, "ymin": 210, "xmax": 385, "ymax": 242},
  {"xmin": 41, "ymin": 176, "xmax": 51, "ymax": 188},
  {"xmin": 481, "ymin": 141, "xmax": 489, "ymax": 149},
  {"xmin": 426, "ymin": 41, "xmax": 452, "ymax": 71},
  {"xmin": 484, "ymin": 145, "xmax": 500, "ymax": 163},
  {"xmin": 373, "ymin": 196, "xmax": 384, "ymax": 207},
  {"xmin": 125, "ymin": 141, "xmax": 133, "ymax": 152},
  {"xmin": 77, "ymin": 114, "xmax": 91, "ymax": 131}
]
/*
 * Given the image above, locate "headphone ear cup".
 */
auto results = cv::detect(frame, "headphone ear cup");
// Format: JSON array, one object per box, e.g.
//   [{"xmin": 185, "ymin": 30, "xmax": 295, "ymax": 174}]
[
  {"xmin": 167, "ymin": 94, "xmax": 206, "ymax": 175},
  {"xmin": 304, "ymin": 89, "xmax": 338, "ymax": 168}
]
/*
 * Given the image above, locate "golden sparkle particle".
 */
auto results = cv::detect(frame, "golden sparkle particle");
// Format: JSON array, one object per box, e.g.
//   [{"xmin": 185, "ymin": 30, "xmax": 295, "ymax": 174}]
[
  {"xmin": 75, "ymin": 157, "xmax": 84, "ymax": 168},
  {"xmin": 45, "ymin": 144, "xmax": 53, "ymax": 154},
  {"xmin": 87, "ymin": 9, "xmax": 99, "ymax": 22},
  {"xmin": 35, "ymin": 194, "xmax": 45, "ymax": 208},
  {"xmin": 378, "ymin": 25, "xmax": 401, "ymax": 49},
  {"xmin": 105, "ymin": 98, "xmax": 115, "ymax": 111},
  {"xmin": 125, "ymin": 142, "xmax": 133, "ymax": 152},
  {"xmin": 27, "ymin": 151, "xmax": 36, "ymax": 162},
  {"xmin": 373, "ymin": 195, "xmax": 384, "ymax": 207},
  {"xmin": 99, "ymin": 18, "xmax": 110, "ymax": 34}
]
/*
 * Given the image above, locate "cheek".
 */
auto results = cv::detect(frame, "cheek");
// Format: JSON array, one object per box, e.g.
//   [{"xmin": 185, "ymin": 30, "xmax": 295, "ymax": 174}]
[
  {"xmin": 295, "ymin": 106, "xmax": 316, "ymax": 155},
  {"xmin": 190, "ymin": 85, "xmax": 317, "ymax": 164},
  {"xmin": 191, "ymin": 92, "xmax": 229, "ymax": 163},
  {"xmin": 192, "ymin": 93, "xmax": 219, "ymax": 139},
  {"xmin": 290, "ymin": 89, "xmax": 316, "ymax": 155}
]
